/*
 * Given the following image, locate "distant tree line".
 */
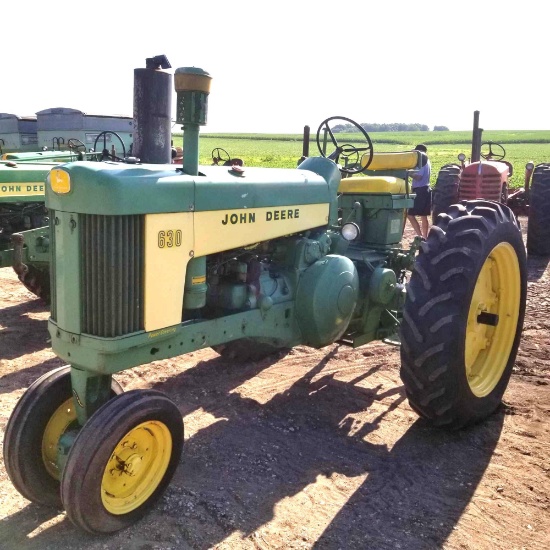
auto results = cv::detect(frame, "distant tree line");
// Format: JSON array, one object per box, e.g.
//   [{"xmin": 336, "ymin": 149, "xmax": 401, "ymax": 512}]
[{"xmin": 331, "ymin": 123, "xmax": 449, "ymax": 132}]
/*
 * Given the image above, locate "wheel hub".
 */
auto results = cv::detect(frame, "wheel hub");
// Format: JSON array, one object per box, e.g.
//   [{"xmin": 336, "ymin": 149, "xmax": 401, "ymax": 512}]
[
  {"xmin": 102, "ymin": 421, "xmax": 172, "ymax": 514},
  {"xmin": 465, "ymin": 242, "xmax": 521, "ymax": 397},
  {"xmin": 42, "ymin": 397, "xmax": 76, "ymax": 479}
]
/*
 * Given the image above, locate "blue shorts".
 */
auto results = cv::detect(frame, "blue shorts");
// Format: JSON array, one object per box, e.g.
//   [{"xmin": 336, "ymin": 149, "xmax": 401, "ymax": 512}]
[{"xmin": 408, "ymin": 186, "xmax": 432, "ymax": 216}]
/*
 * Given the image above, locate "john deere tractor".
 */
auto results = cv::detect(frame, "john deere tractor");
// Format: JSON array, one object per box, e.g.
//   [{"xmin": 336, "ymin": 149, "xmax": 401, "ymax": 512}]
[
  {"xmin": 3, "ymin": 67, "xmax": 527, "ymax": 534},
  {"xmin": 0, "ymin": 140, "xmax": 128, "ymax": 299},
  {"xmin": 0, "ymin": 150, "xmax": 92, "ymax": 300},
  {"xmin": 1, "ymin": 160, "xmax": 52, "ymax": 297}
]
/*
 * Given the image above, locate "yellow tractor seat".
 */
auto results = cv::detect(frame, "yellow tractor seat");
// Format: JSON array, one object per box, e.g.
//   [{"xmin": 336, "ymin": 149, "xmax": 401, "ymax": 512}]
[{"xmin": 361, "ymin": 150, "xmax": 421, "ymax": 171}]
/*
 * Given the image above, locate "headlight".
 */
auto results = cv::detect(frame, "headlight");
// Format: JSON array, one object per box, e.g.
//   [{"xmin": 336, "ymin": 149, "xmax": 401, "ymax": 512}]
[
  {"xmin": 526, "ymin": 162, "xmax": 534, "ymax": 171},
  {"xmin": 458, "ymin": 153, "xmax": 466, "ymax": 162},
  {"xmin": 342, "ymin": 222, "xmax": 360, "ymax": 241}
]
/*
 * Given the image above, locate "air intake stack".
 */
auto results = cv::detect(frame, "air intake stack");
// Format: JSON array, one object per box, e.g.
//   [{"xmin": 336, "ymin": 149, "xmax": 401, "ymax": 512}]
[{"xmin": 174, "ymin": 67, "xmax": 212, "ymax": 176}]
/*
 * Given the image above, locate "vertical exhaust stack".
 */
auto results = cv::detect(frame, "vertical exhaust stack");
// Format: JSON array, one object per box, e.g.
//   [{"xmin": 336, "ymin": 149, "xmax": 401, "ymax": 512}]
[
  {"xmin": 471, "ymin": 110, "xmax": 483, "ymax": 163},
  {"xmin": 174, "ymin": 67, "xmax": 212, "ymax": 176},
  {"xmin": 298, "ymin": 125, "xmax": 310, "ymax": 165},
  {"xmin": 133, "ymin": 55, "xmax": 173, "ymax": 164}
]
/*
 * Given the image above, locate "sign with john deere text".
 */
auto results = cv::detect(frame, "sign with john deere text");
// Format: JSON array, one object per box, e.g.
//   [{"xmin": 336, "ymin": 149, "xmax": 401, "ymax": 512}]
[
  {"xmin": 195, "ymin": 203, "xmax": 329, "ymax": 256},
  {"xmin": 221, "ymin": 208, "xmax": 301, "ymax": 225},
  {"xmin": 0, "ymin": 183, "xmax": 45, "ymax": 197}
]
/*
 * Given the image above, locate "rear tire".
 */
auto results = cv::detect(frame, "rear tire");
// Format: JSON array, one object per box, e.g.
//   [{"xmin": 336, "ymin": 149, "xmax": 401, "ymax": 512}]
[
  {"xmin": 400, "ymin": 200, "xmax": 527, "ymax": 429},
  {"xmin": 431, "ymin": 164, "xmax": 460, "ymax": 223},
  {"xmin": 527, "ymin": 163, "xmax": 550, "ymax": 256}
]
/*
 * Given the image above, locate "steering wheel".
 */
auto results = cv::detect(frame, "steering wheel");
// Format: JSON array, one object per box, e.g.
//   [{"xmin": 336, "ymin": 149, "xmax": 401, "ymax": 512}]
[
  {"xmin": 480, "ymin": 141, "xmax": 506, "ymax": 161},
  {"xmin": 316, "ymin": 116, "xmax": 374, "ymax": 174},
  {"xmin": 93, "ymin": 131, "xmax": 127, "ymax": 161},
  {"xmin": 68, "ymin": 138, "xmax": 87, "ymax": 152},
  {"xmin": 212, "ymin": 147, "xmax": 231, "ymax": 166}
]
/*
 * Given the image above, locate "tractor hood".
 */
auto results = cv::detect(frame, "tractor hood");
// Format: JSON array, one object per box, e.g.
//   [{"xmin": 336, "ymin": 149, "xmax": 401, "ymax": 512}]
[
  {"xmin": 1, "ymin": 162, "xmax": 56, "ymax": 202},
  {"xmin": 463, "ymin": 160, "xmax": 510, "ymax": 177},
  {"xmin": 45, "ymin": 160, "xmax": 336, "ymax": 216}
]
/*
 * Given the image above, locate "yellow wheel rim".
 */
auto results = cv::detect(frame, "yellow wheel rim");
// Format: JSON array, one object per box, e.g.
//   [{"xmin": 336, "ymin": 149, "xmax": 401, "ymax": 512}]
[
  {"xmin": 42, "ymin": 397, "xmax": 76, "ymax": 479},
  {"xmin": 465, "ymin": 242, "xmax": 521, "ymax": 397},
  {"xmin": 101, "ymin": 421, "xmax": 172, "ymax": 515}
]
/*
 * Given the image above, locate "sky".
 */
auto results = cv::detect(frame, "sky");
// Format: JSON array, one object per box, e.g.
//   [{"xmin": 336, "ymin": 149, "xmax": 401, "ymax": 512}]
[{"xmin": 2, "ymin": 1, "xmax": 548, "ymax": 134}]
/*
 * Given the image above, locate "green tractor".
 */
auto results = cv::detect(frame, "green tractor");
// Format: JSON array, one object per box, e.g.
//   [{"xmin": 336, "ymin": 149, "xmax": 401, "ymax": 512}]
[
  {"xmin": 0, "ymin": 139, "xmax": 126, "ymax": 299},
  {"xmin": 0, "ymin": 161, "xmax": 55, "ymax": 299},
  {"xmin": 3, "ymin": 67, "xmax": 527, "ymax": 534},
  {"xmin": 0, "ymin": 154, "xmax": 79, "ymax": 300}
]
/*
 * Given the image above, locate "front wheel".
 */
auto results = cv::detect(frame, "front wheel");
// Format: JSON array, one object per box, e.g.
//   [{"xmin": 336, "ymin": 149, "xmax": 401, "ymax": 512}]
[
  {"xmin": 3, "ymin": 366, "xmax": 123, "ymax": 506},
  {"xmin": 61, "ymin": 390, "xmax": 183, "ymax": 534},
  {"xmin": 400, "ymin": 200, "xmax": 527, "ymax": 429}
]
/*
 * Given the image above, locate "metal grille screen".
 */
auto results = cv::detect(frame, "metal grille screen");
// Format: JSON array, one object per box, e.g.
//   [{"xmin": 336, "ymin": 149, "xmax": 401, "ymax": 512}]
[{"xmin": 80, "ymin": 214, "xmax": 144, "ymax": 337}]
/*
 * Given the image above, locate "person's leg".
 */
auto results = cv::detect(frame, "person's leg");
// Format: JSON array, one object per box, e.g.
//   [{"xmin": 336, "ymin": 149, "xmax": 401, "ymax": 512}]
[
  {"xmin": 420, "ymin": 216, "xmax": 429, "ymax": 239},
  {"xmin": 407, "ymin": 215, "xmax": 422, "ymax": 237}
]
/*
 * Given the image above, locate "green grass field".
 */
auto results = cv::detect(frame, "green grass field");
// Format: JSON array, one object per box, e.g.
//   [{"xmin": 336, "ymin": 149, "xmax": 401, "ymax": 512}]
[{"xmin": 172, "ymin": 130, "xmax": 550, "ymax": 189}]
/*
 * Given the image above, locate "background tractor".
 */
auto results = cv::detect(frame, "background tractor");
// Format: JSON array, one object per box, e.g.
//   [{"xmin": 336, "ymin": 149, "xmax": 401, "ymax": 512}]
[
  {"xmin": 431, "ymin": 111, "xmax": 513, "ymax": 221},
  {"xmin": 3, "ymin": 66, "xmax": 527, "ymax": 535},
  {"xmin": 1, "ymin": 160, "xmax": 55, "ymax": 300},
  {"xmin": 0, "ymin": 136, "xmax": 128, "ymax": 300},
  {"xmin": 431, "ymin": 111, "xmax": 550, "ymax": 257}
]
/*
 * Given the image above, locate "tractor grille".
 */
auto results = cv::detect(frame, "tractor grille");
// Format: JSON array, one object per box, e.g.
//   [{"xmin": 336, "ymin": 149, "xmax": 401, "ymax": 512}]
[
  {"xmin": 460, "ymin": 174, "xmax": 502, "ymax": 201},
  {"xmin": 80, "ymin": 214, "xmax": 145, "ymax": 337}
]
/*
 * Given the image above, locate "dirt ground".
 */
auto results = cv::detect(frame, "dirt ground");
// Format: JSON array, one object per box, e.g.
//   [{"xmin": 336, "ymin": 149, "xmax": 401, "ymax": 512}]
[{"xmin": 0, "ymin": 218, "xmax": 548, "ymax": 550}]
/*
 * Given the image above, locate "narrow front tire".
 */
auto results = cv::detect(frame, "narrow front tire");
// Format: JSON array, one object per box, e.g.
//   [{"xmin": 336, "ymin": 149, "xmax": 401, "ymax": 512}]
[
  {"xmin": 3, "ymin": 366, "xmax": 122, "ymax": 506},
  {"xmin": 61, "ymin": 390, "xmax": 183, "ymax": 533}
]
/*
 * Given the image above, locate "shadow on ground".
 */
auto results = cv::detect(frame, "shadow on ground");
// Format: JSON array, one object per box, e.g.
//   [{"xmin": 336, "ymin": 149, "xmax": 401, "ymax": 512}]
[{"xmin": 0, "ymin": 300, "xmax": 50, "ymax": 360}]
